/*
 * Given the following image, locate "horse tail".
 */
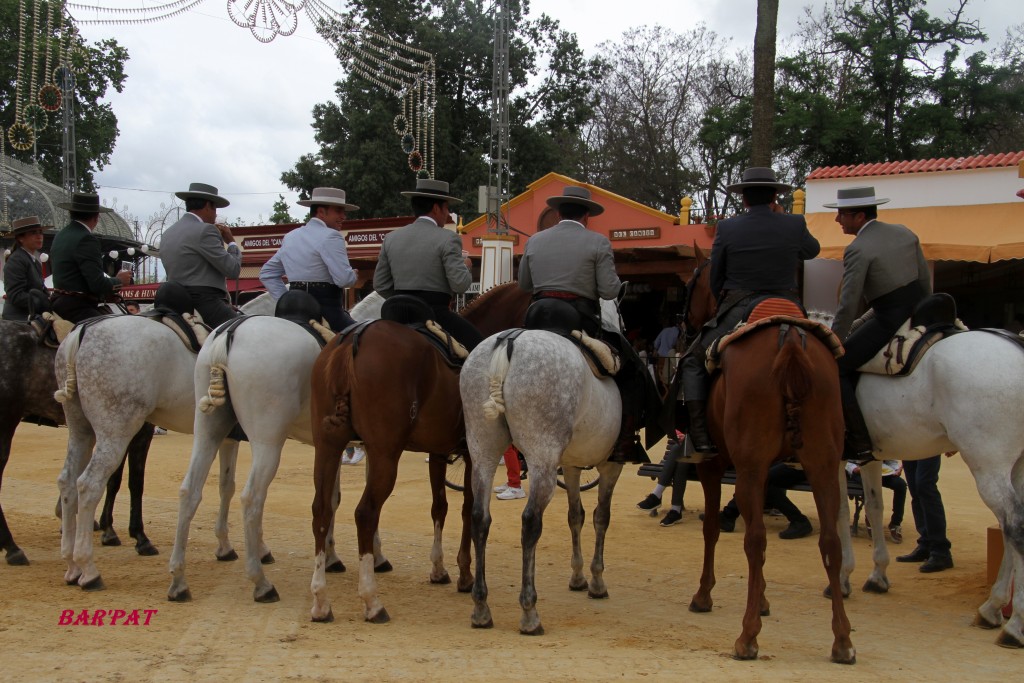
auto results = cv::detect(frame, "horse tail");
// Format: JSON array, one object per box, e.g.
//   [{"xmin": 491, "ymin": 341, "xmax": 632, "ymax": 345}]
[
  {"xmin": 53, "ymin": 328, "xmax": 83, "ymax": 403},
  {"xmin": 481, "ymin": 341, "xmax": 512, "ymax": 420},
  {"xmin": 769, "ymin": 327, "xmax": 814, "ymax": 450},
  {"xmin": 198, "ymin": 331, "xmax": 231, "ymax": 414},
  {"xmin": 322, "ymin": 342, "xmax": 355, "ymax": 433}
]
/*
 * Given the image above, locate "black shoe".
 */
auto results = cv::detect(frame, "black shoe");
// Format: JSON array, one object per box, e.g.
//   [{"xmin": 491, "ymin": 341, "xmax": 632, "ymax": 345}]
[
  {"xmin": 636, "ymin": 493, "xmax": 662, "ymax": 511},
  {"xmin": 779, "ymin": 518, "xmax": 813, "ymax": 540},
  {"xmin": 607, "ymin": 435, "xmax": 650, "ymax": 464},
  {"xmin": 659, "ymin": 509, "xmax": 683, "ymax": 527},
  {"xmin": 719, "ymin": 511, "xmax": 737, "ymax": 533},
  {"xmin": 919, "ymin": 554, "xmax": 954, "ymax": 573},
  {"xmin": 896, "ymin": 545, "xmax": 929, "ymax": 563}
]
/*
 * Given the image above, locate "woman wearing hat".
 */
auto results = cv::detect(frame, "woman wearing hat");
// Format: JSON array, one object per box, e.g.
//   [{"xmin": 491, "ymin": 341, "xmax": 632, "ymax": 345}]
[
  {"xmin": 373, "ymin": 178, "xmax": 482, "ymax": 350},
  {"xmin": 2, "ymin": 216, "xmax": 51, "ymax": 321},
  {"xmin": 679, "ymin": 167, "xmax": 820, "ymax": 453},
  {"xmin": 49, "ymin": 193, "xmax": 132, "ymax": 323},
  {"xmin": 259, "ymin": 187, "xmax": 360, "ymax": 332}
]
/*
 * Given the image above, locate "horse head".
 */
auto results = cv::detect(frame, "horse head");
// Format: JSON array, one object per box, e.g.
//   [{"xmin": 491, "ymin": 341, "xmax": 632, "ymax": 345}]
[{"xmin": 681, "ymin": 244, "xmax": 715, "ymax": 345}]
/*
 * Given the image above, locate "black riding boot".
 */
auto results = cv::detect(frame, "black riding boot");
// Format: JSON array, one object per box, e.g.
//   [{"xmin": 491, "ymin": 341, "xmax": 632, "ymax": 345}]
[
  {"xmin": 685, "ymin": 400, "xmax": 716, "ymax": 453},
  {"xmin": 840, "ymin": 377, "xmax": 873, "ymax": 460},
  {"xmin": 608, "ymin": 421, "xmax": 650, "ymax": 464}
]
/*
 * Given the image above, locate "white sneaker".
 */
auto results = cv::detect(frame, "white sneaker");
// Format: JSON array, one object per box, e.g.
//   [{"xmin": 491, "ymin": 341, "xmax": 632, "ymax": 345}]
[
  {"xmin": 153, "ymin": 427, "xmax": 167, "ymax": 435},
  {"xmin": 344, "ymin": 446, "xmax": 365, "ymax": 465},
  {"xmin": 494, "ymin": 483, "xmax": 511, "ymax": 494},
  {"xmin": 496, "ymin": 486, "xmax": 525, "ymax": 500},
  {"xmin": 341, "ymin": 450, "xmax": 352, "ymax": 465}
]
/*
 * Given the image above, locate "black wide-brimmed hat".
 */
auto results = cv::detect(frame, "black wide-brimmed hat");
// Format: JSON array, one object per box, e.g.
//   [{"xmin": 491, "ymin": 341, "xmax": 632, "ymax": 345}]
[
  {"xmin": 11, "ymin": 215, "xmax": 43, "ymax": 235},
  {"xmin": 175, "ymin": 182, "xmax": 230, "ymax": 208},
  {"xmin": 823, "ymin": 186, "xmax": 891, "ymax": 209},
  {"xmin": 57, "ymin": 192, "xmax": 113, "ymax": 213},
  {"xmin": 545, "ymin": 186, "xmax": 605, "ymax": 216},
  {"xmin": 725, "ymin": 167, "xmax": 793, "ymax": 194},
  {"xmin": 400, "ymin": 178, "xmax": 463, "ymax": 204}
]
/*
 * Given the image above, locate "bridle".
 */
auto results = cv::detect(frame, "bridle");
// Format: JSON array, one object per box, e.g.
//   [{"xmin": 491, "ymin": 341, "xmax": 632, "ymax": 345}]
[{"xmin": 680, "ymin": 260, "xmax": 710, "ymax": 347}]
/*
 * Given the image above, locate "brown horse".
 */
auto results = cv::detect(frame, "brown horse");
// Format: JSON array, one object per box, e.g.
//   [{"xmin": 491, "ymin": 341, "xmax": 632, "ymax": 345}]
[
  {"xmin": 682, "ymin": 248, "xmax": 855, "ymax": 663},
  {"xmin": 309, "ymin": 283, "xmax": 530, "ymax": 623}
]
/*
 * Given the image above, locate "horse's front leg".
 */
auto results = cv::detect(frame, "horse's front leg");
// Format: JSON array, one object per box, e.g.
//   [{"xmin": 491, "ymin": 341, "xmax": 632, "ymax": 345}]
[
  {"xmin": 858, "ymin": 460, "xmax": 890, "ymax": 593},
  {"xmin": 456, "ymin": 454, "xmax": 475, "ymax": 592},
  {"xmin": 426, "ymin": 452, "xmax": 452, "ymax": 585},
  {"xmin": 213, "ymin": 439, "xmax": 240, "ymax": 561},
  {"xmin": 690, "ymin": 464, "xmax": 726, "ymax": 613},
  {"xmin": 519, "ymin": 461, "xmax": 558, "ymax": 635},
  {"xmin": 0, "ymin": 428, "xmax": 30, "ymax": 566},
  {"xmin": 310, "ymin": 441, "xmax": 344, "ymax": 623},
  {"xmin": 97, "ymin": 452, "xmax": 125, "ymax": 547},
  {"xmin": 733, "ymin": 465, "xmax": 770, "ymax": 660},
  {"xmin": 833, "ymin": 464, "xmax": 855, "ymax": 598},
  {"xmin": 587, "ymin": 462, "xmax": 624, "ymax": 599},
  {"xmin": 561, "ymin": 467, "xmax": 588, "ymax": 593},
  {"xmin": 241, "ymin": 441, "xmax": 284, "ymax": 603},
  {"xmin": 355, "ymin": 448, "xmax": 400, "ymax": 623},
  {"xmin": 125, "ymin": 422, "xmax": 157, "ymax": 556}
]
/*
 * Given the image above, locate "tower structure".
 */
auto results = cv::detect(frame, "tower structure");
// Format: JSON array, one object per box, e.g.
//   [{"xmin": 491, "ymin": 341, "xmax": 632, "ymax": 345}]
[{"xmin": 486, "ymin": 0, "xmax": 511, "ymax": 235}]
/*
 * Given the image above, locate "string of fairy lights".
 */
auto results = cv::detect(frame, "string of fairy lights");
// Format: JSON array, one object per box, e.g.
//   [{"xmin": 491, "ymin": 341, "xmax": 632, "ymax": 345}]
[{"xmin": 2, "ymin": 0, "xmax": 437, "ymax": 229}]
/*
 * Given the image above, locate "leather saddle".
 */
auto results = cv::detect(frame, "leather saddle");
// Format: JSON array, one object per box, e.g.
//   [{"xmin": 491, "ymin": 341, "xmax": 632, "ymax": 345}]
[
  {"xmin": 274, "ymin": 290, "xmax": 333, "ymax": 347},
  {"xmin": 134, "ymin": 282, "xmax": 210, "ymax": 353},
  {"xmin": 522, "ymin": 298, "xmax": 619, "ymax": 376},
  {"xmin": 858, "ymin": 293, "xmax": 965, "ymax": 376},
  {"xmin": 378, "ymin": 294, "xmax": 467, "ymax": 366}
]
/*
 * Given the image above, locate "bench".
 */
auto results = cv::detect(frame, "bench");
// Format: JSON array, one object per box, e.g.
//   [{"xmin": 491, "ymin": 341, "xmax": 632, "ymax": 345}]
[{"xmin": 637, "ymin": 461, "xmax": 865, "ymax": 501}]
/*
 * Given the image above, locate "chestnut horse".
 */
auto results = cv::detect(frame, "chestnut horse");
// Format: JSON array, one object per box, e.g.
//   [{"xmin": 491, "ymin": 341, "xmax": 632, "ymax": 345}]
[
  {"xmin": 682, "ymin": 248, "xmax": 855, "ymax": 663},
  {"xmin": 309, "ymin": 283, "xmax": 531, "ymax": 623}
]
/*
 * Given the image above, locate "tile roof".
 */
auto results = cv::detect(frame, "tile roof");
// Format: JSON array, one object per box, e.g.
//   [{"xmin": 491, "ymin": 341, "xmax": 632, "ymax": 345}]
[{"xmin": 807, "ymin": 151, "xmax": 1024, "ymax": 180}]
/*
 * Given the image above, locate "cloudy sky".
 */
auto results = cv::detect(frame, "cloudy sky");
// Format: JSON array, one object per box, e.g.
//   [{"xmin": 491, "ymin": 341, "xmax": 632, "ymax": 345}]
[{"xmin": 71, "ymin": 0, "xmax": 1020, "ymax": 235}]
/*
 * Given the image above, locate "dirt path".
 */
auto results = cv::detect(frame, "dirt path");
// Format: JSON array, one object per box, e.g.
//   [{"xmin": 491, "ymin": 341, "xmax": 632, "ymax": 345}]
[{"xmin": 1, "ymin": 424, "xmax": 1019, "ymax": 681}]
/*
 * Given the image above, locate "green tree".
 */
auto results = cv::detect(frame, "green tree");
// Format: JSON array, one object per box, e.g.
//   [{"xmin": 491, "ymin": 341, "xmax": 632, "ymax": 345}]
[
  {"xmin": 282, "ymin": 0, "xmax": 604, "ymax": 219},
  {"xmin": 269, "ymin": 194, "xmax": 298, "ymax": 224},
  {"xmin": 0, "ymin": 1, "xmax": 128, "ymax": 190}
]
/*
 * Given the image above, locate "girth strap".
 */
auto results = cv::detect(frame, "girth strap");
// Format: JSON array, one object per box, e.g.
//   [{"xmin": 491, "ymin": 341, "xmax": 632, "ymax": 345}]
[{"xmin": 777, "ymin": 323, "xmax": 806, "ymax": 350}]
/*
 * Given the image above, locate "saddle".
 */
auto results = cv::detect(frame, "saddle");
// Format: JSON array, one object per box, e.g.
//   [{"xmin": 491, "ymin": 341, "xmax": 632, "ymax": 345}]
[
  {"xmin": 273, "ymin": 290, "xmax": 334, "ymax": 347},
  {"xmin": 29, "ymin": 312, "xmax": 74, "ymax": 348},
  {"xmin": 705, "ymin": 297, "xmax": 844, "ymax": 373},
  {"xmin": 379, "ymin": 294, "xmax": 467, "ymax": 366},
  {"xmin": 522, "ymin": 298, "xmax": 620, "ymax": 377},
  {"xmin": 858, "ymin": 293, "xmax": 966, "ymax": 376}
]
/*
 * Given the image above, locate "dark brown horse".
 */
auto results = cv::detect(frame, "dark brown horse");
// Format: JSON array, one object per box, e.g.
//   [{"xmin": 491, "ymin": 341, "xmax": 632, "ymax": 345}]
[
  {"xmin": 309, "ymin": 282, "xmax": 530, "ymax": 623},
  {"xmin": 682, "ymin": 248, "xmax": 854, "ymax": 663},
  {"xmin": 0, "ymin": 320, "xmax": 156, "ymax": 565}
]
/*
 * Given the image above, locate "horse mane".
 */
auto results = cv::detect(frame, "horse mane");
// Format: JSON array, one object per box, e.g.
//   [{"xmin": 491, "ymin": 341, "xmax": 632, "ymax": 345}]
[{"xmin": 458, "ymin": 281, "xmax": 520, "ymax": 318}]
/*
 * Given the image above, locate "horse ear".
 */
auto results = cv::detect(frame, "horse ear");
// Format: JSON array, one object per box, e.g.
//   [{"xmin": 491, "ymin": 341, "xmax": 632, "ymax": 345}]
[{"xmin": 693, "ymin": 242, "xmax": 706, "ymax": 264}]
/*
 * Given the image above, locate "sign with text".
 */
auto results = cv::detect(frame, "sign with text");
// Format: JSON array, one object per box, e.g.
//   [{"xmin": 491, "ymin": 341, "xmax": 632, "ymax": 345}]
[
  {"xmin": 346, "ymin": 230, "xmax": 392, "ymax": 248},
  {"xmin": 241, "ymin": 235, "xmax": 284, "ymax": 250},
  {"xmin": 608, "ymin": 227, "xmax": 661, "ymax": 241},
  {"xmin": 473, "ymin": 235, "xmax": 520, "ymax": 247}
]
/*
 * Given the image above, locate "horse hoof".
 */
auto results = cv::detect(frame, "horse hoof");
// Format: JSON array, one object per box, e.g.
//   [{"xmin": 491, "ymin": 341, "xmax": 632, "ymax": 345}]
[
  {"xmin": 101, "ymin": 534, "xmax": 121, "ymax": 547},
  {"xmin": 374, "ymin": 560, "xmax": 393, "ymax": 573},
  {"xmin": 761, "ymin": 607, "xmax": 771, "ymax": 617},
  {"xmin": 255, "ymin": 586, "xmax": 280, "ymax": 603},
  {"xmin": 569, "ymin": 580, "xmax": 588, "ymax": 592},
  {"xmin": 862, "ymin": 579, "xmax": 889, "ymax": 594},
  {"xmin": 6, "ymin": 549, "xmax": 29, "ymax": 566},
  {"xmin": 520, "ymin": 624, "xmax": 545, "ymax": 636},
  {"xmin": 831, "ymin": 650, "xmax": 857, "ymax": 665},
  {"xmin": 92, "ymin": 520, "xmax": 100, "ymax": 531},
  {"xmin": 689, "ymin": 600, "xmax": 712, "ymax": 614},
  {"xmin": 996, "ymin": 629, "xmax": 1024, "ymax": 649},
  {"xmin": 587, "ymin": 589, "xmax": 608, "ymax": 599},
  {"xmin": 471, "ymin": 618, "xmax": 494, "ymax": 629},
  {"xmin": 216, "ymin": 549, "xmax": 239, "ymax": 562},
  {"xmin": 325, "ymin": 560, "xmax": 346, "ymax": 573},
  {"xmin": 366, "ymin": 608, "xmax": 390, "ymax": 624},
  {"xmin": 733, "ymin": 647, "xmax": 758, "ymax": 661},
  {"xmin": 136, "ymin": 541, "xmax": 159, "ymax": 557},
  {"xmin": 261, "ymin": 552, "xmax": 275, "ymax": 565},
  {"xmin": 80, "ymin": 575, "xmax": 105, "ymax": 592},
  {"xmin": 311, "ymin": 609, "xmax": 334, "ymax": 624},
  {"xmin": 168, "ymin": 589, "xmax": 192, "ymax": 602},
  {"xmin": 973, "ymin": 611, "xmax": 1002, "ymax": 630},
  {"xmin": 431, "ymin": 573, "xmax": 452, "ymax": 585},
  {"xmin": 457, "ymin": 579, "xmax": 474, "ymax": 593}
]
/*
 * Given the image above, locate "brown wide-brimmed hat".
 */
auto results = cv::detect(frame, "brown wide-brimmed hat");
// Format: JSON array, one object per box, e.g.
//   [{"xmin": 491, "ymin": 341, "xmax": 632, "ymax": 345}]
[
  {"xmin": 175, "ymin": 182, "xmax": 230, "ymax": 208},
  {"xmin": 57, "ymin": 192, "xmax": 113, "ymax": 213},
  {"xmin": 823, "ymin": 186, "xmax": 891, "ymax": 209},
  {"xmin": 400, "ymin": 178, "xmax": 463, "ymax": 205},
  {"xmin": 297, "ymin": 187, "xmax": 359, "ymax": 211},
  {"xmin": 11, "ymin": 215, "xmax": 43, "ymax": 235},
  {"xmin": 725, "ymin": 167, "xmax": 793, "ymax": 194},
  {"xmin": 546, "ymin": 186, "xmax": 605, "ymax": 216}
]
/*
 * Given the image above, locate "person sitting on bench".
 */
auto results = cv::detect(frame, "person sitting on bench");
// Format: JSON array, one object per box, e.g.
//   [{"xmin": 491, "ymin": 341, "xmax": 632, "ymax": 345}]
[{"xmin": 717, "ymin": 461, "xmax": 813, "ymax": 539}]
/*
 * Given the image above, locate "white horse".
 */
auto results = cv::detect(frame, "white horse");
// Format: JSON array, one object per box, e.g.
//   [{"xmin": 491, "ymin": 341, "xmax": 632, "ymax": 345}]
[
  {"xmin": 167, "ymin": 292, "xmax": 386, "ymax": 602},
  {"xmin": 54, "ymin": 300, "xmax": 265, "ymax": 590},
  {"xmin": 460, "ymin": 301, "xmax": 625, "ymax": 635},
  {"xmin": 836, "ymin": 330, "xmax": 1024, "ymax": 648}
]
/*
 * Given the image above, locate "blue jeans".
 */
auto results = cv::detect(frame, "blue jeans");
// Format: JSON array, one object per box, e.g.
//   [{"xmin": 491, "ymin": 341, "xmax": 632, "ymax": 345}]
[{"xmin": 904, "ymin": 456, "xmax": 951, "ymax": 557}]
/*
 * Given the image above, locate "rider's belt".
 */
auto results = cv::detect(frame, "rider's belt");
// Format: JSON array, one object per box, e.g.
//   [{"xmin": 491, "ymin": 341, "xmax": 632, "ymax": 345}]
[
  {"xmin": 51, "ymin": 288, "xmax": 98, "ymax": 302},
  {"xmin": 289, "ymin": 281, "xmax": 342, "ymax": 294},
  {"xmin": 535, "ymin": 291, "xmax": 598, "ymax": 314},
  {"xmin": 393, "ymin": 289, "xmax": 452, "ymax": 307}
]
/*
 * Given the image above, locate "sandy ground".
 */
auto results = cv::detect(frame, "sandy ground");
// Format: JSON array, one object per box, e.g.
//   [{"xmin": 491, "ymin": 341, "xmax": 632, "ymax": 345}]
[{"xmin": 1, "ymin": 423, "xmax": 1019, "ymax": 682}]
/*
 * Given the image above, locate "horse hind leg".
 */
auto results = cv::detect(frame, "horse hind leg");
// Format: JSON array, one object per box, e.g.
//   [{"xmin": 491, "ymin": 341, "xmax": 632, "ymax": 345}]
[
  {"xmin": 994, "ymin": 548, "xmax": 1024, "ymax": 648},
  {"xmin": 561, "ymin": 467, "xmax": 588, "ymax": 593},
  {"xmin": 214, "ymin": 440, "xmax": 241, "ymax": 561},
  {"xmin": 858, "ymin": 460, "xmax": 890, "ymax": 594},
  {"xmin": 519, "ymin": 460, "xmax": 559, "ymax": 636},
  {"xmin": 241, "ymin": 440, "xmax": 285, "ymax": 603},
  {"xmin": 426, "ymin": 452, "xmax": 453, "ymax": 585},
  {"xmin": 324, "ymin": 463, "xmax": 348, "ymax": 573},
  {"xmin": 586, "ymin": 461, "xmax": 625, "ymax": 600},
  {"xmin": 0, "ymin": 425, "xmax": 30, "ymax": 566},
  {"xmin": 311, "ymin": 437, "xmax": 348, "ymax": 623}
]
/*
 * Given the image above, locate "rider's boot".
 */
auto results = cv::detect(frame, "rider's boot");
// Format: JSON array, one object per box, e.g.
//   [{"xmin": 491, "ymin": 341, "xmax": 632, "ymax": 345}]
[
  {"xmin": 685, "ymin": 400, "xmax": 717, "ymax": 454},
  {"xmin": 607, "ymin": 414, "xmax": 650, "ymax": 464},
  {"xmin": 840, "ymin": 379, "xmax": 873, "ymax": 460}
]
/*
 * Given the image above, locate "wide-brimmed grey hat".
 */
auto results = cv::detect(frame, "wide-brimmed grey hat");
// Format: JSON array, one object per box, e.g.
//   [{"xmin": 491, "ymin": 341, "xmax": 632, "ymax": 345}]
[
  {"xmin": 546, "ymin": 186, "xmax": 605, "ymax": 216},
  {"xmin": 823, "ymin": 186, "xmax": 891, "ymax": 209},
  {"xmin": 297, "ymin": 187, "xmax": 359, "ymax": 211},
  {"xmin": 726, "ymin": 167, "xmax": 793, "ymax": 194},
  {"xmin": 175, "ymin": 182, "xmax": 230, "ymax": 208},
  {"xmin": 11, "ymin": 215, "xmax": 43, "ymax": 235},
  {"xmin": 57, "ymin": 192, "xmax": 113, "ymax": 214},
  {"xmin": 400, "ymin": 178, "xmax": 463, "ymax": 204}
]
